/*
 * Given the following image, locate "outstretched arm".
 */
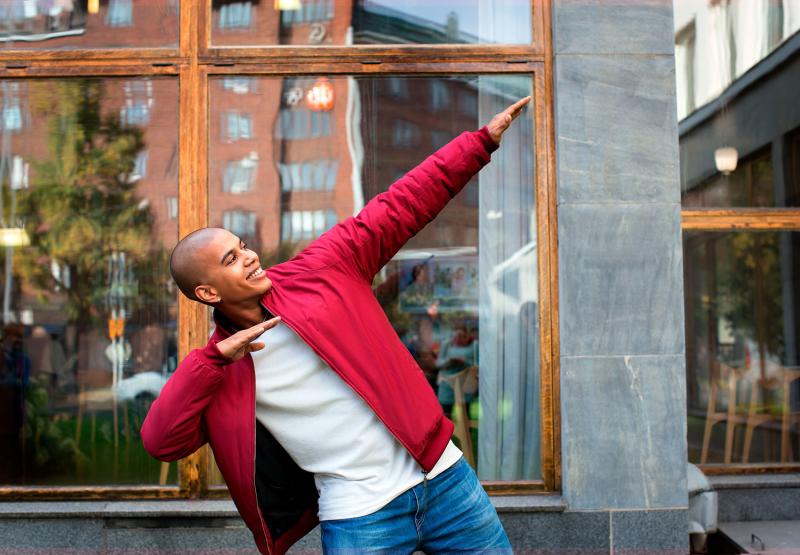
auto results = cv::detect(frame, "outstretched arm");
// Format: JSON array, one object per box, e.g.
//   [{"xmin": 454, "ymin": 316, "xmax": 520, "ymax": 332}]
[{"xmin": 294, "ymin": 97, "xmax": 531, "ymax": 281}]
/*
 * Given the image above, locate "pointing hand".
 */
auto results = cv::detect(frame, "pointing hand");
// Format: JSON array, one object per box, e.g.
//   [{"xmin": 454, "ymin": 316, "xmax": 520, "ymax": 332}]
[{"xmin": 486, "ymin": 96, "xmax": 531, "ymax": 144}]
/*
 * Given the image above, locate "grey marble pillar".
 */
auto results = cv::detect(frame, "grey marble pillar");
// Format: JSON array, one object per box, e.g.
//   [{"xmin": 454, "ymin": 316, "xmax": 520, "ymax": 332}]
[{"xmin": 553, "ymin": 0, "xmax": 689, "ymax": 550}]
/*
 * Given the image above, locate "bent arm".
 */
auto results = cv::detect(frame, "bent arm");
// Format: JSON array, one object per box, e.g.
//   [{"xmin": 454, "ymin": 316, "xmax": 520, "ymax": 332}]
[
  {"xmin": 297, "ymin": 127, "xmax": 498, "ymax": 281},
  {"xmin": 140, "ymin": 342, "xmax": 229, "ymax": 462}
]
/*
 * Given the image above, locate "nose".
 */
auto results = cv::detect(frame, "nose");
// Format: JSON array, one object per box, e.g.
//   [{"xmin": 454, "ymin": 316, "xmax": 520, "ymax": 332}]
[{"xmin": 243, "ymin": 248, "xmax": 258, "ymax": 267}]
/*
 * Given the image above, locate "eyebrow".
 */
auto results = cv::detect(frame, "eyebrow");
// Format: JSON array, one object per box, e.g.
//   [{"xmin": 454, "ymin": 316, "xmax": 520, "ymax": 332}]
[{"xmin": 220, "ymin": 238, "xmax": 244, "ymax": 265}]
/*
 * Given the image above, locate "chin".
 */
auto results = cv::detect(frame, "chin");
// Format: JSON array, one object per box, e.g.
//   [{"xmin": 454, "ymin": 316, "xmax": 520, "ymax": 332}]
[{"xmin": 257, "ymin": 276, "xmax": 273, "ymax": 294}]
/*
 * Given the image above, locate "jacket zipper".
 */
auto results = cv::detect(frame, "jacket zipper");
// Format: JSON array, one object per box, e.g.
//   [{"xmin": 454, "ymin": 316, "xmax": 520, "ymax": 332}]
[
  {"xmin": 249, "ymin": 354, "xmax": 273, "ymax": 555},
  {"xmin": 259, "ymin": 296, "xmax": 433, "ymax": 472}
]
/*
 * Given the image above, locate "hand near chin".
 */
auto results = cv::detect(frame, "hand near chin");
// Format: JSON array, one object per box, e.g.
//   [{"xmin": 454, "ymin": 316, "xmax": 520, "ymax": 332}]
[{"xmin": 216, "ymin": 317, "xmax": 281, "ymax": 361}]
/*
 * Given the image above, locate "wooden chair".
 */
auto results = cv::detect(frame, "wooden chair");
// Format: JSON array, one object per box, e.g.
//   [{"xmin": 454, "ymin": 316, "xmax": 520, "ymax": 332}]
[
  {"xmin": 440, "ymin": 365, "xmax": 479, "ymax": 468},
  {"xmin": 700, "ymin": 359, "xmax": 749, "ymax": 464},
  {"xmin": 742, "ymin": 366, "xmax": 800, "ymax": 463}
]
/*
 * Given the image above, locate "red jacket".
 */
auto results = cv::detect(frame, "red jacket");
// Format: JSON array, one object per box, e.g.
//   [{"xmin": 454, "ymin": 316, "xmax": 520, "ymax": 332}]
[{"xmin": 140, "ymin": 127, "xmax": 498, "ymax": 555}]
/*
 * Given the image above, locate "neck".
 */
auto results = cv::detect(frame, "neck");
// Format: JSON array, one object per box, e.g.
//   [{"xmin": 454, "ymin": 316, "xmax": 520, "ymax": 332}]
[{"xmin": 216, "ymin": 298, "xmax": 266, "ymax": 332}]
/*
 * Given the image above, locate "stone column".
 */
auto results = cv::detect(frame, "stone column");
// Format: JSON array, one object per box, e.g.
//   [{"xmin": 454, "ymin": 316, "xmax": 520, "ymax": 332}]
[{"xmin": 554, "ymin": 0, "xmax": 688, "ymax": 552}]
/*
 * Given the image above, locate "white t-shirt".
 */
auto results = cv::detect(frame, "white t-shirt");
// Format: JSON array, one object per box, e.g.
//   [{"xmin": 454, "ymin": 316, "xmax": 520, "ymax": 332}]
[{"xmin": 251, "ymin": 322, "xmax": 462, "ymax": 521}]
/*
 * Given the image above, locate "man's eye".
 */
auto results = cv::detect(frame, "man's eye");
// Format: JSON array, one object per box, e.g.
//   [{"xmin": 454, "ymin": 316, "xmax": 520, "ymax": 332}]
[
  {"xmin": 229, "ymin": 254, "xmax": 237, "ymax": 265},
  {"xmin": 241, "ymin": 242, "xmax": 248, "ymax": 251}
]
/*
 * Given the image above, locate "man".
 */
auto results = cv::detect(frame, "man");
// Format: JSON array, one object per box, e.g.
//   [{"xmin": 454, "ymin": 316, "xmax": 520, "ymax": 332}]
[{"xmin": 141, "ymin": 96, "xmax": 530, "ymax": 555}]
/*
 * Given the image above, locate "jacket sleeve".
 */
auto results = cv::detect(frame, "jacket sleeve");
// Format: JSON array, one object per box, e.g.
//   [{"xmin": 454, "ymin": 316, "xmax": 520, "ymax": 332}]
[
  {"xmin": 294, "ymin": 126, "xmax": 498, "ymax": 281},
  {"xmin": 140, "ymin": 342, "xmax": 230, "ymax": 462}
]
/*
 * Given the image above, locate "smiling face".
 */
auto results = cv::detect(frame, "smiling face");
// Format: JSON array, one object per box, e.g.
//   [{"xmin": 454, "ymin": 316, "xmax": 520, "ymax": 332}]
[{"xmin": 192, "ymin": 229, "xmax": 272, "ymax": 306}]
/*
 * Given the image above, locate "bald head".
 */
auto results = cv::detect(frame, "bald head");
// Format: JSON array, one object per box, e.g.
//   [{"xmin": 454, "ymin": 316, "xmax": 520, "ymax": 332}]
[{"xmin": 170, "ymin": 227, "xmax": 229, "ymax": 302}]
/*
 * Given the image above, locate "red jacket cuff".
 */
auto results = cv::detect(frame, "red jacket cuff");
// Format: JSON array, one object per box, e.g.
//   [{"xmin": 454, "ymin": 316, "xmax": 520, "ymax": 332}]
[
  {"xmin": 477, "ymin": 126, "xmax": 500, "ymax": 154},
  {"xmin": 197, "ymin": 341, "xmax": 230, "ymax": 368}
]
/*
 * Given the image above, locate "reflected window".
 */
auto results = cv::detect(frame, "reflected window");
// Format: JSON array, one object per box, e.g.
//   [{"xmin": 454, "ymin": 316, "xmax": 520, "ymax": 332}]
[
  {"xmin": 392, "ymin": 119, "xmax": 421, "ymax": 148},
  {"xmin": 223, "ymin": 155, "xmax": 258, "ymax": 194},
  {"xmin": 277, "ymin": 107, "xmax": 331, "ymax": 139},
  {"xmin": 431, "ymin": 80, "xmax": 450, "ymax": 110},
  {"xmin": 128, "ymin": 151, "xmax": 148, "ymax": 182},
  {"xmin": 107, "ymin": 0, "xmax": 133, "ymax": 28},
  {"xmin": 1, "ymin": 82, "xmax": 23, "ymax": 133},
  {"xmin": 281, "ymin": 0, "xmax": 334, "ymax": 24},
  {"xmin": 388, "ymin": 77, "xmax": 409, "ymax": 100},
  {"xmin": 121, "ymin": 81, "xmax": 153, "ymax": 126},
  {"xmin": 221, "ymin": 77, "xmax": 257, "ymax": 94},
  {"xmin": 219, "ymin": 2, "xmax": 252, "ymax": 29},
  {"xmin": 166, "ymin": 196, "xmax": 177, "ymax": 220},
  {"xmin": 223, "ymin": 210, "xmax": 258, "ymax": 245},
  {"xmin": 282, "ymin": 209, "xmax": 333, "ymax": 241},
  {"xmin": 224, "ymin": 111, "xmax": 253, "ymax": 141},
  {"xmin": 279, "ymin": 159, "xmax": 338, "ymax": 191}
]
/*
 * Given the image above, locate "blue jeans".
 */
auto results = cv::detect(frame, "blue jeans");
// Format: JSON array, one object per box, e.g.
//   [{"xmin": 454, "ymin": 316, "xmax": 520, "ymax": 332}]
[{"xmin": 320, "ymin": 457, "xmax": 512, "ymax": 554}]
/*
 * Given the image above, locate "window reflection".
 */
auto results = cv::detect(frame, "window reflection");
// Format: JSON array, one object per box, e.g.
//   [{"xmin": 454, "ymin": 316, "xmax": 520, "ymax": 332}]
[
  {"xmin": 209, "ymin": 74, "xmax": 539, "ymax": 480},
  {"xmin": 0, "ymin": 78, "xmax": 179, "ymax": 485},
  {"xmin": 211, "ymin": 0, "xmax": 532, "ymax": 46},
  {"xmin": 0, "ymin": 0, "xmax": 178, "ymax": 49},
  {"xmin": 675, "ymin": 0, "xmax": 800, "ymax": 120},
  {"xmin": 684, "ymin": 231, "xmax": 800, "ymax": 464}
]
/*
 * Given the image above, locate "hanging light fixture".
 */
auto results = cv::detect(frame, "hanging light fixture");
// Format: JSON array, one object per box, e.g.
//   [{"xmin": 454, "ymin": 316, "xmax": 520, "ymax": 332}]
[
  {"xmin": 274, "ymin": 0, "xmax": 301, "ymax": 10},
  {"xmin": 306, "ymin": 77, "xmax": 334, "ymax": 112},
  {"xmin": 714, "ymin": 146, "xmax": 738, "ymax": 175},
  {"xmin": 88, "ymin": 0, "xmax": 100, "ymax": 15}
]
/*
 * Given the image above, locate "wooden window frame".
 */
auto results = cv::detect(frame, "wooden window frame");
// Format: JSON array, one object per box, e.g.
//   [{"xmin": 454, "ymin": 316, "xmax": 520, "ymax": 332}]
[{"xmin": 0, "ymin": 0, "xmax": 560, "ymax": 500}]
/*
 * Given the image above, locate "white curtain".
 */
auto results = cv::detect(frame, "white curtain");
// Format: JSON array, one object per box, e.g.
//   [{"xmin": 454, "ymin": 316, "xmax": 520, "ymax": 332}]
[
  {"xmin": 784, "ymin": 0, "xmax": 800, "ymax": 39},
  {"xmin": 476, "ymin": 76, "xmax": 539, "ymax": 481},
  {"xmin": 730, "ymin": 0, "xmax": 770, "ymax": 78}
]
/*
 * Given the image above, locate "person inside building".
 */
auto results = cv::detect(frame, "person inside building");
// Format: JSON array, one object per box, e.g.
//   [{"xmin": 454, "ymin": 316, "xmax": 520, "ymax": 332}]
[{"xmin": 140, "ymin": 96, "xmax": 530, "ymax": 555}]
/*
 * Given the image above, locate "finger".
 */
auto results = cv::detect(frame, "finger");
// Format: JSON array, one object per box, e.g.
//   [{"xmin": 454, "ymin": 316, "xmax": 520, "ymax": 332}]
[
  {"xmin": 248, "ymin": 342, "xmax": 266, "ymax": 353},
  {"xmin": 262, "ymin": 316, "xmax": 282, "ymax": 331},
  {"xmin": 241, "ymin": 316, "xmax": 281, "ymax": 340},
  {"xmin": 506, "ymin": 96, "xmax": 531, "ymax": 117},
  {"xmin": 506, "ymin": 97, "xmax": 531, "ymax": 121}
]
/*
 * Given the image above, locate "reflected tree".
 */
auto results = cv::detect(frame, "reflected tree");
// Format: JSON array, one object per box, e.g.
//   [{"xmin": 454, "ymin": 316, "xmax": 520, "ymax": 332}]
[{"xmin": 17, "ymin": 79, "xmax": 152, "ymax": 333}]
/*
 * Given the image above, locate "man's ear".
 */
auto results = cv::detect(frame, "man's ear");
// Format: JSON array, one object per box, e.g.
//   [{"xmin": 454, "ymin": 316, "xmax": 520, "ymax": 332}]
[{"xmin": 195, "ymin": 284, "xmax": 221, "ymax": 304}]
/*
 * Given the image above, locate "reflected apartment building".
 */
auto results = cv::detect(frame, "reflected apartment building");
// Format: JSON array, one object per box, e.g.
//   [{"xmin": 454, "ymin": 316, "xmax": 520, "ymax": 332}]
[{"xmin": 210, "ymin": 0, "xmax": 485, "ymax": 260}]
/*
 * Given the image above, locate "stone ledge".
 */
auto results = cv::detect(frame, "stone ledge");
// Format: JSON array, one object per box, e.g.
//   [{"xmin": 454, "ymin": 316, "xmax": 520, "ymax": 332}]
[
  {"xmin": 0, "ymin": 495, "xmax": 566, "ymax": 519},
  {"xmin": 709, "ymin": 473, "xmax": 800, "ymax": 490}
]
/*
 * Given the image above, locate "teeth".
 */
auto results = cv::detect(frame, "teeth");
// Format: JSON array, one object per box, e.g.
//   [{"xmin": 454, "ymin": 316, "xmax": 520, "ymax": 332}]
[{"xmin": 248, "ymin": 268, "xmax": 263, "ymax": 280}]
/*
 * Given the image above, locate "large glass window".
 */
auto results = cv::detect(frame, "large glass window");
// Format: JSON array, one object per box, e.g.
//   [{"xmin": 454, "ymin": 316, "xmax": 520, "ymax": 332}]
[
  {"xmin": 208, "ymin": 74, "xmax": 540, "ymax": 480},
  {"xmin": 684, "ymin": 231, "xmax": 799, "ymax": 464},
  {"xmin": 0, "ymin": 1, "xmax": 555, "ymax": 498},
  {"xmin": 675, "ymin": 0, "xmax": 800, "ymax": 470},
  {"xmin": 211, "ymin": 0, "xmax": 532, "ymax": 46},
  {"xmin": 0, "ymin": 78, "xmax": 179, "ymax": 485}
]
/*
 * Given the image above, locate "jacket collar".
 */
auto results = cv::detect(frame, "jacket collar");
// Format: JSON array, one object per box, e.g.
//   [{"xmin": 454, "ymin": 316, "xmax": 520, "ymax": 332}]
[{"xmin": 211, "ymin": 297, "xmax": 274, "ymax": 340}]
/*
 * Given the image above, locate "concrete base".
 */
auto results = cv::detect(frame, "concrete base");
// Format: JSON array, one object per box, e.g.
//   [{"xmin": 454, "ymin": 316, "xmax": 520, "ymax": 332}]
[{"xmin": 0, "ymin": 499, "xmax": 688, "ymax": 555}]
